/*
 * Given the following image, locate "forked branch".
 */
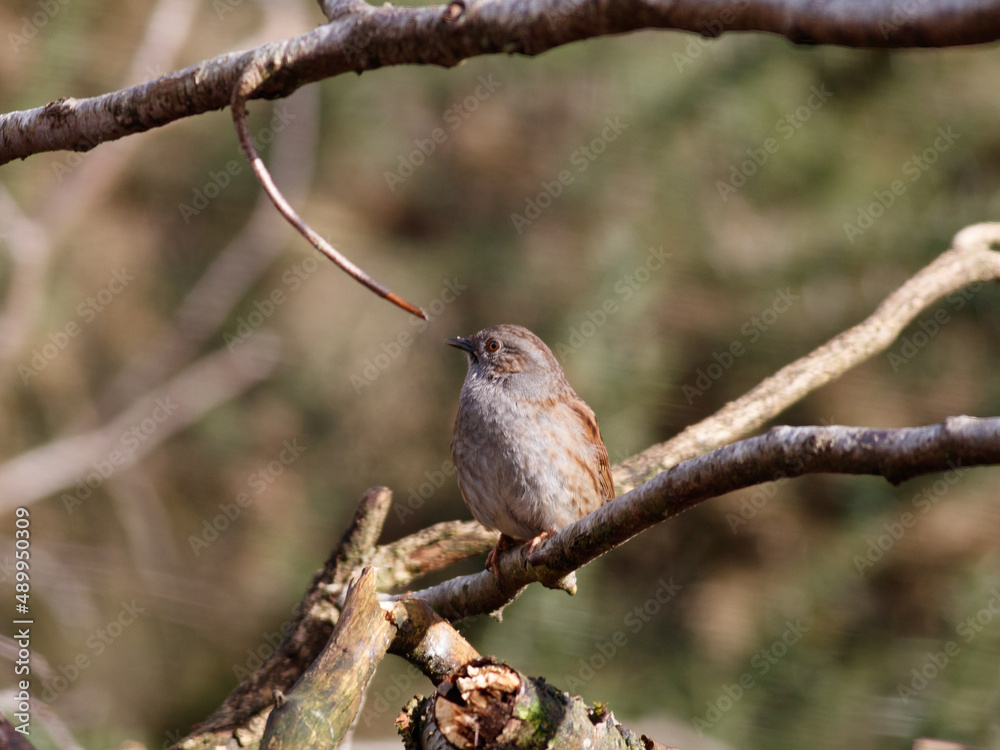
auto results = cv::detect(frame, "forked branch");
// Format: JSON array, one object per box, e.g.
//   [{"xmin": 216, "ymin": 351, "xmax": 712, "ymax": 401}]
[
  {"xmin": 173, "ymin": 223, "xmax": 1000, "ymax": 748},
  {"xmin": 615, "ymin": 222, "xmax": 1000, "ymax": 491}
]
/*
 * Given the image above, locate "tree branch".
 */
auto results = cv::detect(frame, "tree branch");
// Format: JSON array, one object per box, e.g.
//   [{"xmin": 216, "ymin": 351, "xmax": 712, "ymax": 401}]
[
  {"xmin": 174, "ymin": 491, "xmax": 485, "ymax": 750},
  {"xmin": 387, "ymin": 597, "xmax": 481, "ymax": 682},
  {"xmin": 371, "ymin": 520, "xmax": 498, "ymax": 591},
  {"xmin": 614, "ymin": 222, "xmax": 1000, "ymax": 493},
  {"xmin": 184, "ymin": 487, "xmax": 392, "ymax": 744},
  {"xmin": 401, "ymin": 659, "xmax": 666, "ymax": 749},
  {"xmin": 3, "ymin": 0, "xmax": 1000, "ymax": 166},
  {"xmin": 407, "ymin": 416, "xmax": 1000, "ymax": 621},
  {"xmin": 259, "ymin": 567, "xmax": 391, "ymax": 750}
]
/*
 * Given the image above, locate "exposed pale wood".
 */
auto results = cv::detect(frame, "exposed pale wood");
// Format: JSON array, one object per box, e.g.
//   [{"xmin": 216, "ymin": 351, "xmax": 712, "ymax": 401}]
[
  {"xmin": 401, "ymin": 659, "xmax": 660, "ymax": 749},
  {"xmin": 260, "ymin": 568, "xmax": 391, "ymax": 750}
]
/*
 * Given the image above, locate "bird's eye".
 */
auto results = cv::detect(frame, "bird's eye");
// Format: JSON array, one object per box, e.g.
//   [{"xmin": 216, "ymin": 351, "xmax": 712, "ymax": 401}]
[{"xmin": 486, "ymin": 339, "xmax": 501, "ymax": 353}]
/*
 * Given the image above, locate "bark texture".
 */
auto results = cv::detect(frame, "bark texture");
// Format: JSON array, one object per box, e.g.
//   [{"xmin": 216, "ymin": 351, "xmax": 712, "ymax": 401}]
[
  {"xmin": 3, "ymin": 1, "xmax": 1000, "ymax": 165},
  {"xmin": 398, "ymin": 659, "xmax": 670, "ymax": 750}
]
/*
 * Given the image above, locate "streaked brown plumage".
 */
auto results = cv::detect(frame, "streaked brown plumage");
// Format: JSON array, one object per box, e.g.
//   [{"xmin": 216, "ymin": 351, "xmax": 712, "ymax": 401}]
[{"xmin": 447, "ymin": 324, "xmax": 614, "ymax": 575}]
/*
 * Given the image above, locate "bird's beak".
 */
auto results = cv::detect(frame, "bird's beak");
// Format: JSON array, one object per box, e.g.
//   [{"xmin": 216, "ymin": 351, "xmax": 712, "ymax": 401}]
[{"xmin": 445, "ymin": 336, "xmax": 475, "ymax": 353}]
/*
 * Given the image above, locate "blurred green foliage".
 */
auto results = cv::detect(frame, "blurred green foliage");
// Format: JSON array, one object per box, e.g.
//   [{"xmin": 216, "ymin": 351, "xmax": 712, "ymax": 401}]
[{"xmin": 1, "ymin": 1, "xmax": 999, "ymax": 749}]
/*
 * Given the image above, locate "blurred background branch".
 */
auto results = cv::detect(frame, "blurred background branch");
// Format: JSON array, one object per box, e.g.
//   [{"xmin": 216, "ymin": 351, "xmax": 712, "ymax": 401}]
[{"xmin": 0, "ymin": 332, "xmax": 281, "ymax": 512}]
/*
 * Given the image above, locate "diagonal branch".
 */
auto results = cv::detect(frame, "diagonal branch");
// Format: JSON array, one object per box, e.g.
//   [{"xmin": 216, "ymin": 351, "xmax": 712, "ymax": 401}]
[
  {"xmin": 4, "ymin": 0, "xmax": 1000, "ymax": 166},
  {"xmin": 174, "ymin": 497, "xmax": 483, "ymax": 750},
  {"xmin": 371, "ymin": 520, "xmax": 498, "ymax": 591},
  {"xmin": 614, "ymin": 222, "xmax": 1000, "ymax": 493},
  {"xmin": 407, "ymin": 416, "xmax": 1000, "ymax": 621},
  {"xmin": 230, "ymin": 63, "xmax": 427, "ymax": 318},
  {"xmin": 259, "ymin": 567, "xmax": 391, "ymax": 750}
]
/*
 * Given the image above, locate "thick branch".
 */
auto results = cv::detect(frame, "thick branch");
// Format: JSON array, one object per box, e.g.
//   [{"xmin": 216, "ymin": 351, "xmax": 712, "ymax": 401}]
[
  {"xmin": 387, "ymin": 597, "xmax": 481, "ymax": 683},
  {"xmin": 180, "ymin": 488, "xmax": 392, "ymax": 745},
  {"xmin": 259, "ymin": 568, "xmax": 391, "ymax": 750},
  {"xmin": 4, "ymin": 0, "xmax": 1000, "ymax": 165},
  {"xmin": 174, "ymin": 489, "xmax": 489, "ymax": 750},
  {"xmin": 408, "ymin": 416, "xmax": 1000, "ymax": 621},
  {"xmin": 252, "ymin": 576, "xmax": 482, "ymax": 749},
  {"xmin": 371, "ymin": 520, "xmax": 498, "ymax": 591},
  {"xmin": 401, "ymin": 659, "xmax": 659, "ymax": 749},
  {"xmin": 614, "ymin": 222, "xmax": 1000, "ymax": 492}
]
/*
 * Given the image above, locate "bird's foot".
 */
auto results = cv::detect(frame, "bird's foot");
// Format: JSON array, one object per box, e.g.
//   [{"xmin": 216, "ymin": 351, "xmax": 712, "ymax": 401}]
[
  {"xmin": 486, "ymin": 534, "xmax": 517, "ymax": 578},
  {"xmin": 526, "ymin": 530, "xmax": 554, "ymax": 555},
  {"xmin": 486, "ymin": 531, "xmax": 555, "ymax": 579}
]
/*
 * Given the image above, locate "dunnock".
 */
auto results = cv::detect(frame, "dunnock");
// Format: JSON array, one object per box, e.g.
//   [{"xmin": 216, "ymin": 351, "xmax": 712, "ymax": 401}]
[{"xmin": 447, "ymin": 324, "xmax": 614, "ymax": 576}]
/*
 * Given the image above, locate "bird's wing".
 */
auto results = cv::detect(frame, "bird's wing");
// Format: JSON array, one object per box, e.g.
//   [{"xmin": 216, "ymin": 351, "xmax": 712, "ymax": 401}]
[{"xmin": 568, "ymin": 396, "xmax": 615, "ymax": 502}]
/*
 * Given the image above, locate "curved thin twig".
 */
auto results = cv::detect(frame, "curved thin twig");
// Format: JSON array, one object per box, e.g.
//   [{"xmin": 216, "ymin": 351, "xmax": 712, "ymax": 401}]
[
  {"xmin": 408, "ymin": 416, "xmax": 1000, "ymax": 621},
  {"xmin": 99, "ymin": 84, "xmax": 319, "ymax": 412},
  {"xmin": 230, "ymin": 62, "xmax": 427, "ymax": 319}
]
